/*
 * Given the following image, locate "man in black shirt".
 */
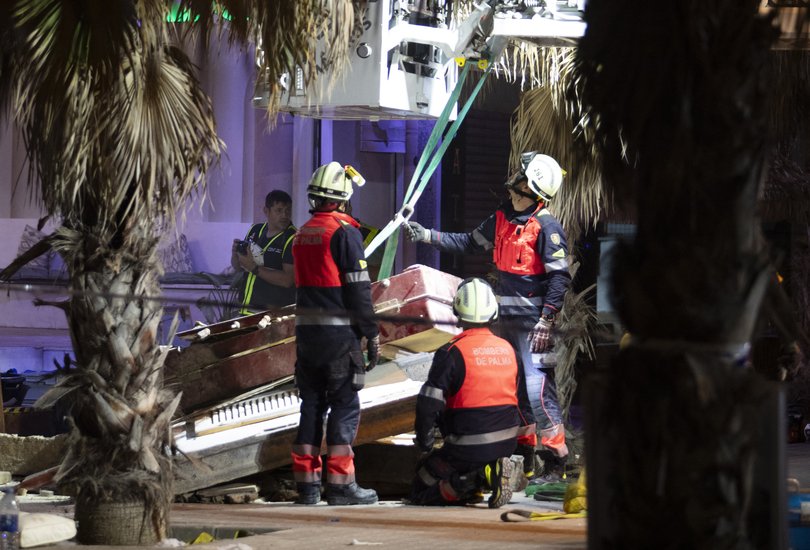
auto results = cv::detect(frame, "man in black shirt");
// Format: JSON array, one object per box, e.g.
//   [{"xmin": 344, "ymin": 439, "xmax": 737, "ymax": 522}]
[{"xmin": 231, "ymin": 190, "xmax": 297, "ymax": 314}]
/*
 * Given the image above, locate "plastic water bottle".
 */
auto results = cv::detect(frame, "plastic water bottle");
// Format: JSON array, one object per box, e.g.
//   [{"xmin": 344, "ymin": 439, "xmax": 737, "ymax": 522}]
[{"xmin": 0, "ymin": 487, "xmax": 20, "ymax": 550}]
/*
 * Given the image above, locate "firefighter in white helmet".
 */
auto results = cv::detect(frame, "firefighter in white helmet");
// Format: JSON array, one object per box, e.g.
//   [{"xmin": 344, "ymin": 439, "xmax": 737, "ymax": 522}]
[
  {"xmin": 291, "ymin": 161, "xmax": 380, "ymax": 506},
  {"xmin": 405, "ymin": 152, "xmax": 571, "ymax": 484},
  {"xmin": 411, "ymin": 277, "xmax": 525, "ymax": 508}
]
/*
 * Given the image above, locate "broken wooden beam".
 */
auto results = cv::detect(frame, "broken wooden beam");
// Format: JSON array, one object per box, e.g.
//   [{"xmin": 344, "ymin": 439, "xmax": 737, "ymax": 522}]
[{"xmin": 173, "ymin": 380, "xmax": 420, "ymax": 495}]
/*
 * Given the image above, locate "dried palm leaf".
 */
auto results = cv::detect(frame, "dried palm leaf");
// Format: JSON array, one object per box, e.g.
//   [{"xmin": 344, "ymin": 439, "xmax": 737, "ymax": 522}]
[
  {"xmin": 128, "ymin": 415, "xmax": 144, "ymax": 454},
  {"xmin": 555, "ymin": 274, "xmax": 596, "ymax": 420},
  {"xmin": 177, "ymin": 0, "xmax": 366, "ymax": 116},
  {"xmin": 503, "ymin": 47, "xmax": 611, "ymax": 245},
  {"xmin": 132, "ymin": 386, "xmax": 159, "ymax": 417}
]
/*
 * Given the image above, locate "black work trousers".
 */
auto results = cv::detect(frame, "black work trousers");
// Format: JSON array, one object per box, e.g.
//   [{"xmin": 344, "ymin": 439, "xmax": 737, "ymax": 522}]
[
  {"xmin": 410, "ymin": 448, "xmax": 488, "ymax": 506},
  {"xmin": 294, "ymin": 351, "xmax": 362, "ymax": 452}
]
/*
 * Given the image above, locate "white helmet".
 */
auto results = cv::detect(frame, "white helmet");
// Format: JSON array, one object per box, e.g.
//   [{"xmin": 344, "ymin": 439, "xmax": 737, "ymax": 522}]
[
  {"xmin": 307, "ymin": 162, "xmax": 365, "ymax": 202},
  {"xmin": 521, "ymin": 152, "xmax": 564, "ymax": 201},
  {"xmin": 453, "ymin": 278, "xmax": 498, "ymax": 325}
]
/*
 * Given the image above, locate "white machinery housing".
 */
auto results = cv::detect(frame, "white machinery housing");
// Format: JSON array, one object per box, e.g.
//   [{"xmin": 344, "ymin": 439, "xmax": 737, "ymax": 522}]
[
  {"xmin": 271, "ymin": 0, "xmax": 462, "ymax": 120},
  {"xmin": 258, "ymin": 1, "xmax": 587, "ymax": 121}
]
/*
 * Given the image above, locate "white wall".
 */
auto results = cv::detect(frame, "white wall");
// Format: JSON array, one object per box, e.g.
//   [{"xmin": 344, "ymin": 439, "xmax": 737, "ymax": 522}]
[
  {"xmin": 175, "ymin": 220, "xmax": 251, "ymax": 274},
  {"xmin": 252, "ymin": 113, "xmax": 297, "ymax": 221}
]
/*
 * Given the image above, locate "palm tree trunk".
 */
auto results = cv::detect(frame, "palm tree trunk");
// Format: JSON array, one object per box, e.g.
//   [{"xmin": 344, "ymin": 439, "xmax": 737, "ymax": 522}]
[
  {"xmin": 576, "ymin": 1, "xmax": 783, "ymax": 547},
  {"xmin": 53, "ymin": 220, "xmax": 179, "ymax": 544}
]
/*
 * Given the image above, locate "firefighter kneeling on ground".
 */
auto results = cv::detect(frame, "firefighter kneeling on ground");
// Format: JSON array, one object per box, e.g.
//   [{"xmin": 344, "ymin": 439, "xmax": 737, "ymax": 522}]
[
  {"xmin": 410, "ymin": 278, "xmax": 526, "ymax": 508},
  {"xmin": 291, "ymin": 162, "xmax": 380, "ymax": 506}
]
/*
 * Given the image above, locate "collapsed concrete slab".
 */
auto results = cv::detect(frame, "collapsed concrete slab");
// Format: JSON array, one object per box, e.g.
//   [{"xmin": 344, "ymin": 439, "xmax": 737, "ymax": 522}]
[{"xmin": 0, "ymin": 433, "xmax": 66, "ymax": 476}]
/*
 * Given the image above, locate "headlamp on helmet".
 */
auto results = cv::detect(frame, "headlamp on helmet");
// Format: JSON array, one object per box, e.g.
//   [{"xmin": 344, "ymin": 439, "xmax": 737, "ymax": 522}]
[{"xmin": 453, "ymin": 277, "xmax": 499, "ymax": 325}]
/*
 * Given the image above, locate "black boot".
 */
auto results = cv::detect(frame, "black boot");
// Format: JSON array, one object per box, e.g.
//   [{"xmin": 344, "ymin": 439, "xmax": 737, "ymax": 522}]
[
  {"xmin": 447, "ymin": 471, "xmax": 485, "ymax": 505},
  {"xmin": 295, "ymin": 483, "xmax": 321, "ymax": 505},
  {"xmin": 324, "ymin": 482, "xmax": 379, "ymax": 505},
  {"xmin": 530, "ymin": 450, "xmax": 567, "ymax": 485}
]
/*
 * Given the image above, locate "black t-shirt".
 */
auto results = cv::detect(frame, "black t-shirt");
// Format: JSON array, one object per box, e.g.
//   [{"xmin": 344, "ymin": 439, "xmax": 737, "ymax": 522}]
[{"xmin": 239, "ymin": 223, "xmax": 296, "ymax": 311}]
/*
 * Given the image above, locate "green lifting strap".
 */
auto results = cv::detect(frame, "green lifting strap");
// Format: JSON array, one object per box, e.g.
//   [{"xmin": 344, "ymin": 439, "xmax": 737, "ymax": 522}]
[
  {"xmin": 405, "ymin": 63, "xmax": 473, "ymax": 206},
  {"xmin": 376, "ymin": 63, "xmax": 493, "ymax": 281},
  {"xmin": 364, "ymin": 63, "xmax": 472, "ymax": 264}
]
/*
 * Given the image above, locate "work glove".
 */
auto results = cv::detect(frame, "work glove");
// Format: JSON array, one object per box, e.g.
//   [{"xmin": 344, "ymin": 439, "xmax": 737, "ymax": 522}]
[
  {"xmin": 366, "ymin": 335, "xmax": 380, "ymax": 372},
  {"xmin": 528, "ymin": 317, "xmax": 554, "ymax": 353},
  {"xmin": 403, "ymin": 221, "xmax": 432, "ymax": 244}
]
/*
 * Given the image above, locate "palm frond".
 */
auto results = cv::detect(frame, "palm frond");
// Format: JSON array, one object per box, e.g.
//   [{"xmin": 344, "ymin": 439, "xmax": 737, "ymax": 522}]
[
  {"xmin": 177, "ymin": 0, "xmax": 366, "ymax": 116},
  {"xmin": 555, "ymin": 268, "xmax": 596, "ymax": 421},
  {"xmin": 506, "ymin": 48, "xmax": 606, "ymax": 245},
  {"xmin": 12, "ymin": 1, "xmax": 221, "ymax": 236}
]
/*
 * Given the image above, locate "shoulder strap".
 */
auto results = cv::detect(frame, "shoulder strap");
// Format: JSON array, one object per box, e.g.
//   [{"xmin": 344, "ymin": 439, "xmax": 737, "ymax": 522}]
[
  {"xmin": 247, "ymin": 223, "xmax": 265, "ymax": 240},
  {"xmin": 282, "ymin": 227, "xmax": 296, "ymax": 255}
]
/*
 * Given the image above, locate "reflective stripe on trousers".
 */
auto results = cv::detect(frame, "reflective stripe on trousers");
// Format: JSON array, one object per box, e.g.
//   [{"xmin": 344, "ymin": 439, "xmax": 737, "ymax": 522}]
[
  {"xmin": 443, "ymin": 425, "xmax": 520, "ymax": 446},
  {"xmin": 327, "ymin": 444, "xmax": 356, "ymax": 485},
  {"xmin": 292, "ymin": 443, "xmax": 322, "ymax": 484}
]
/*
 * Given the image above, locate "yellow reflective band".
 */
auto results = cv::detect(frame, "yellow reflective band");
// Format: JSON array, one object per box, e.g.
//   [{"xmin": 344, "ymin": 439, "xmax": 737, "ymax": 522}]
[
  {"xmin": 283, "ymin": 232, "xmax": 296, "ymax": 254},
  {"xmin": 552, "ymin": 249, "xmax": 566, "ymax": 258},
  {"xmin": 241, "ymin": 272, "xmax": 257, "ymax": 314},
  {"xmin": 362, "ymin": 225, "xmax": 380, "ymax": 248}
]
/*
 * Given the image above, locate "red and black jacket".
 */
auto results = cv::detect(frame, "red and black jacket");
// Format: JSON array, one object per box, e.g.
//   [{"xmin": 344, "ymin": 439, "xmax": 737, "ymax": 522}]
[
  {"xmin": 293, "ymin": 211, "xmax": 378, "ymax": 362},
  {"xmin": 415, "ymin": 327, "xmax": 520, "ymax": 463},
  {"xmin": 432, "ymin": 201, "xmax": 570, "ymax": 319}
]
